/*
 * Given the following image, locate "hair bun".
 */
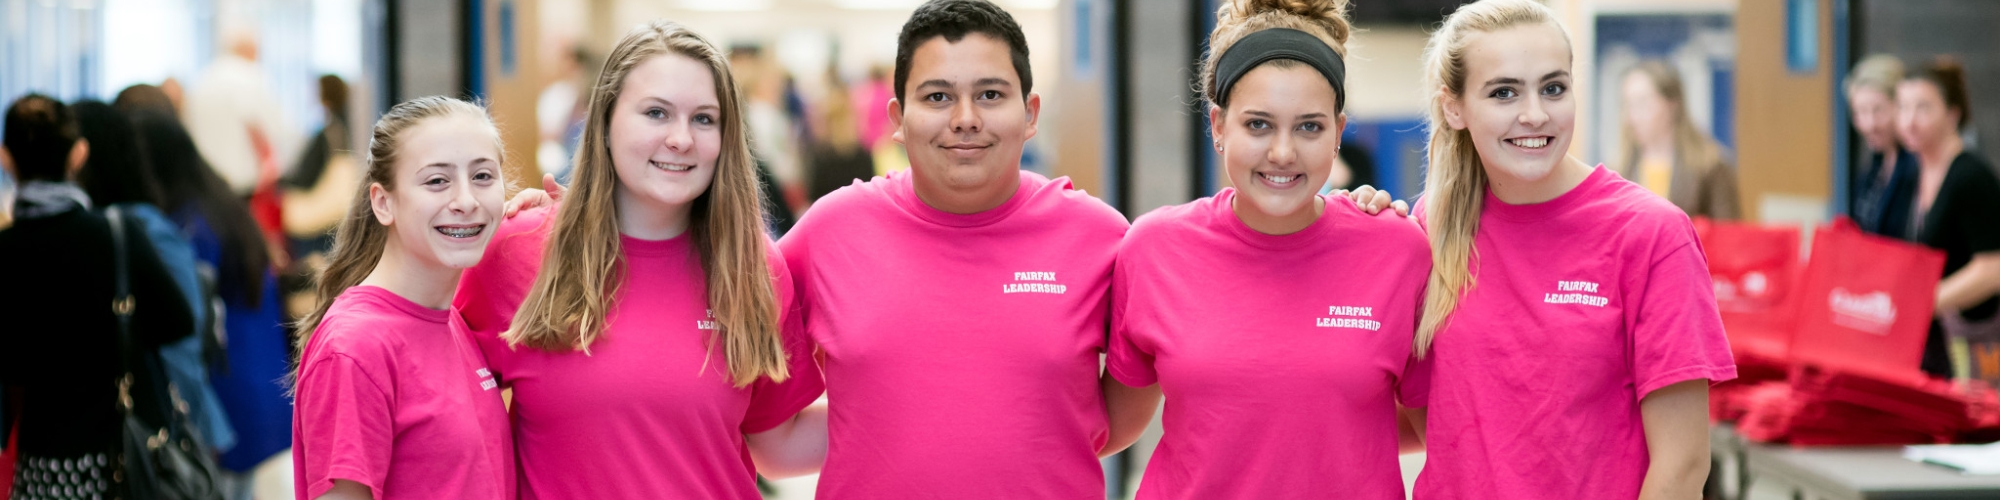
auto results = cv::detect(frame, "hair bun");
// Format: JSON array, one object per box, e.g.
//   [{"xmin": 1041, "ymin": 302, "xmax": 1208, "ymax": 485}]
[{"xmin": 1221, "ymin": 0, "xmax": 1353, "ymax": 44}]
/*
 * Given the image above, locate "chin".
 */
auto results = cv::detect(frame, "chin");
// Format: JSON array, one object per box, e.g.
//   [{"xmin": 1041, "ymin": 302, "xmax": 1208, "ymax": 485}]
[
  {"xmin": 1489, "ymin": 157, "xmax": 1562, "ymax": 183},
  {"xmin": 433, "ymin": 249, "xmax": 486, "ymax": 270}
]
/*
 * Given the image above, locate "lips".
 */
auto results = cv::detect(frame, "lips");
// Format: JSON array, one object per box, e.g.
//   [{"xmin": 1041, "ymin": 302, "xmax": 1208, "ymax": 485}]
[
  {"xmin": 650, "ymin": 160, "xmax": 695, "ymax": 172},
  {"xmin": 1506, "ymin": 136, "xmax": 1552, "ymax": 149},
  {"xmin": 436, "ymin": 224, "xmax": 486, "ymax": 239},
  {"xmin": 1255, "ymin": 171, "xmax": 1306, "ymax": 188}
]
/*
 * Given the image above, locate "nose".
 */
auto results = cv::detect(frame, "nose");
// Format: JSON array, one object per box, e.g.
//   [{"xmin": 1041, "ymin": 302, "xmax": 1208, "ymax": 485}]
[
  {"xmin": 1520, "ymin": 95, "xmax": 1550, "ymax": 128},
  {"xmin": 446, "ymin": 174, "xmax": 478, "ymax": 214},
  {"xmin": 949, "ymin": 98, "xmax": 983, "ymax": 134},
  {"xmin": 663, "ymin": 118, "xmax": 694, "ymax": 153},
  {"xmin": 1267, "ymin": 131, "xmax": 1296, "ymax": 167}
]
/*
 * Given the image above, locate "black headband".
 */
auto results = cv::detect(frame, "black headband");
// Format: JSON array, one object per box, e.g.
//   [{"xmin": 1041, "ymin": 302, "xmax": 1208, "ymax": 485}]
[{"xmin": 1213, "ymin": 28, "xmax": 1346, "ymax": 112}]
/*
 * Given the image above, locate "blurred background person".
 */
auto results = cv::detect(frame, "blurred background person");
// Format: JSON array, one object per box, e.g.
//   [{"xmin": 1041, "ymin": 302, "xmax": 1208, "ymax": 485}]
[
  {"xmin": 2, "ymin": 93, "xmax": 194, "ymax": 500},
  {"xmin": 537, "ymin": 46, "xmax": 594, "ymax": 182},
  {"xmin": 74, "ymin": 99, "xmax": 238, "ymax": 455},
  {"xmin": 1899, "ymin": 57, "xmax": 2000, "ymax": 379},
  {"xmin": 129, "ymin": 108, "xmax": 293, "ymax": 497},
  {"xmin": 1848, "ymin": 54, "xmax": 1920, "ymax": 240},
  {"xmin": 1617, "ymin": 60, "xmax": 1741, "ymax": 220},
  {"xmin": 279, "ymin": 75, "xmax": 361, "ymax": 319},
  {"xmin": 180, "ymin": 29, "xmax": 296, "ymax": 271},
  {"xmin": 807, "ymin": 72, "xmax": 876, "ymax": 205}
]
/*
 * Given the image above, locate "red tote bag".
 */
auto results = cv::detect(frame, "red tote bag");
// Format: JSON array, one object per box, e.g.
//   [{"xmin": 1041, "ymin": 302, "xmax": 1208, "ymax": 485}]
[
  {"xmin": 1696, "ymin": 219, "xmax": 1804, "ymax": 366},
  {"xmin": 1789, "ymin": 222, "xmax": 1946, "ymax": 384}
]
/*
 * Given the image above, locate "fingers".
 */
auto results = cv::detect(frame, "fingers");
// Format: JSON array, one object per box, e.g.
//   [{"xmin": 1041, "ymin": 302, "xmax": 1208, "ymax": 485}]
[
  {"xmin": 1367, "ymin": 189, "xmax": 1394, "ymax": 213},
  {"xmin": 545, "ymin": 173, "xmax": 568, "ymax": 201},
  {"xmin": 1392, "ymin": 200, "xmax": 1411, "ymax": 218},
  {"xmin": 504, "ymin": 189, "xmax": 549, "ymax": 219}
]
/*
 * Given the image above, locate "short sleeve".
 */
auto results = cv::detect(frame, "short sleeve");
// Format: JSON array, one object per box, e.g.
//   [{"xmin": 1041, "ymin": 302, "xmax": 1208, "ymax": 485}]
[
  {"xmin": 453, "ymin": 209, "xmax": 550, "ymax": 378},
  {"xmin": 294, "ymin": 350, "xmax": 395, "ymax": 498},
  {"xmin": 741, "ymin": 299, "xmax": 826, "ymax": 434},
  {"xmin": 1105, "ymin": 254, "xmax": 1158, "ymax": 388},
  {"xmin": 1630, "ymin": 242, "xmax": 1739, "ymax": 400},
  {"xmin": 1948, "ymin": 161, "xmax": 2000, "ymax": 254}
]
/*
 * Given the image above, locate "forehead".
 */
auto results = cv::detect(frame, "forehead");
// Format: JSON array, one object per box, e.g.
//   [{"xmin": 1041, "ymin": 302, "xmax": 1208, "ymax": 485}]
[
  {"xmin": 1461, "ymin": 24, "xmax": 1572, "ymax": 83},
  {"xmin": 620, "ymin": 53, "xmax": 720, "ymax": 106},
  {"xmin": 908, "ymin": 33, "xmax": 1018, "ymax": 86},
  {"xmin": 1896, "ymin": 80, "xmax": 1943, "ymax": 102},
  {"xmin": 395, "ymin": 115, "xmax": 499, "ymax": 168},
  {"xmin": 1229, "ymin": 63, "xmax": 1337, "ymax": 112}
]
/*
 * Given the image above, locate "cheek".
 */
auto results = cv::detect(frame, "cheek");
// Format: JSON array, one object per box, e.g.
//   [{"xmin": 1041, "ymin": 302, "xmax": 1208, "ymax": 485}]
[{"xmin": 698, "ymin": 129, "xmax": 724, "ymax": 163}]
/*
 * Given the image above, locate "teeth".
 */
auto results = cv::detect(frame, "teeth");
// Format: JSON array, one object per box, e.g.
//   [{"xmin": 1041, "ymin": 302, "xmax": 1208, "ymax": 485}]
[
  {"xmin": 437, "ymin": 226, "xmax": 484, "ymax": 238},
  {"xmin": 652, "ymin": 161, "xmax": 694, "ymax": 172},
  {"xmin": 1263, "ymin": 174, "xmax": 1298, "ymax": 184},
  {"xmin": 1509, "ymin": 137, "xmax": 1549, "ymax": 149}
]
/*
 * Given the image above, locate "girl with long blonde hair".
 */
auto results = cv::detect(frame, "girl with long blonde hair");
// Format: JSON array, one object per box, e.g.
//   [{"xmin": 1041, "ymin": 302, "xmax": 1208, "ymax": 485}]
[
  {"xmin": 453, "ymin": 19, "xmax": 825, "ymax": 499},
  {"xmin": 1408, "ymin": 0, "xmax": 1735, "ymax": 498},
  {"xmin": 1099, "ymin": 1, "xmax": 1431, "ymax": 498},
  {"xmin": 290, "ymin": 96, "xmax": 513, "ymax": 500}
]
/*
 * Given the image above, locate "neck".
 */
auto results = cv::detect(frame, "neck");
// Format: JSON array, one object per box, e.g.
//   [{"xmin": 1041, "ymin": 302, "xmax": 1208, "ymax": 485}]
[
  {"xmin": 1487, "ymin": 156, "xmax": 1595, "ymax": 205},
  {"xmin": 1917, "ymin": 135, "xmax": 1964, "ymax": 172},
  {"xmin": 914, "ymin": 169, "xmax": 1020, "ymax": 214},
  {"xmin": 614, "ymin": 188, "xmax": 693, "ymax": 240},
  {"xmin": 359, "ymin": 238, "xmax": 461, "ymax": 310},
  {"xmin": 1639, "ymin": 138, "xmax": 1675, "ymax": 163},
  {"xmin": 1234, "ymin": 195, "xmax": 1323, "ymax": 235}
]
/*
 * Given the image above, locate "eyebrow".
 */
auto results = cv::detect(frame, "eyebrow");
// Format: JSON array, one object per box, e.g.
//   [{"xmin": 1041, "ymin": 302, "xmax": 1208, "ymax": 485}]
[
  {"xmin": 420, "ymin": 158, "xmax": 496, "ymax": 170},
  {"xmin": 1482, "ymin": 70, "xmax": 1571, "ymax": 89},
  {"xmin": 915, "ymin": 78, "xmax": 1016, "ymax": 91},
  {"xmin": 1241, "ymin": 110, "xmax": 1330, "ymax": 121},
  {"xmin": 639, "ymin": 96, "xmax": 720, "ymax": 113}
]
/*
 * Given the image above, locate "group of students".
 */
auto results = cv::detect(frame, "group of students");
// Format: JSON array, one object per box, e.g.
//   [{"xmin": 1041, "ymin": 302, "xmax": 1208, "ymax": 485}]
[{"xmin": 0, "ymin": 0, "xmax": 1743, "ymax": 498}]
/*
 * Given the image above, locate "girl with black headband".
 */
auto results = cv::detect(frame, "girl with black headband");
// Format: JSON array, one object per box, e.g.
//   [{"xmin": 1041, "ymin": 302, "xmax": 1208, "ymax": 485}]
[
  {"xmin": 1100, "ymin": 1, "xmax": 1430, "ymax": 498},
  {"xmin": 1406, "ymin": 0, "xmax": 1733, "ymax": 498}
]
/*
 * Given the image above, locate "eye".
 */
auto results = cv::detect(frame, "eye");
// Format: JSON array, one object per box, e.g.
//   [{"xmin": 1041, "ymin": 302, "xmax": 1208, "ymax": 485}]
[
  {"xmin": 1489, "ymin": 87, "xmax": 1517, "ymax": 100},
  {"xmin": 473, "ymin": 171, "xmax": 496, "ymax": 182},
  {"xmin": 1246, "ymin": 119, "xmax": 1270, "ymax": 130},
  {"xmin": 925, "ymin": 92, "xmax": 950, "ymax": 103},
  {"xmin": 645, "ymin": 107, "xmax": 666, "ymax": 120},
  {"xmin": 980, "ymin": 90, "xmax": 1002, "ymax": 100},
  {"xmin": 694, "ymin": 113, "xmax": 716, "ymax": 126},
  {"xmin": 1299, "ymin": 121, "xmax": 1323, "ymax": 133},
  {"xmin": 1541, "ymin": 82, "xmax": 1567, "ymax": 97},
  {"xmin": 424, "ymin": 176, "xmax": 448, "ymax": 187}
]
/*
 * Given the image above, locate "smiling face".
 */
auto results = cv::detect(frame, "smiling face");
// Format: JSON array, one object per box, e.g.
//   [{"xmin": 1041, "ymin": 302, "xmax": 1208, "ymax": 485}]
[
  {"xmin": 1212, "ymin": 63, "xmax": 1343, "ymax": 233},
  {"xmin": 609, "ymin": 53, "xmax": 723, "ymax": 218},
  {"xmin": 1442, "ymin": 23, "xmax": 1576, "ymax": 186},
  {"xmin": 370, "ymin": 114, "xmax": 505, "ymax": 270},
  {"xmin": 890, "ymin": 32, "xmax": 1041, "ymax": 213}
]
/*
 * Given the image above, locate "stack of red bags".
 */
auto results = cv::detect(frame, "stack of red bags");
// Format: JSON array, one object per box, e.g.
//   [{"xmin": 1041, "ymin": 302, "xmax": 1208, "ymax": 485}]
[{"xmin": 1698, "ymin": 218, "xmax": 2000, "ymax": 445}]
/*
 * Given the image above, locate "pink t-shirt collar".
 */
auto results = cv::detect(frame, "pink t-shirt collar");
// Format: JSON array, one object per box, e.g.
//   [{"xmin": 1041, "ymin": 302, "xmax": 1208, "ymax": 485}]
[
  {"xmin": 887, "ymin": 169, "xmax": 1036, "ymax": 227},
  {"xmin": 1217, "ymin": 188, "xmax": 1339, "ymax": 250},
  {"xmin": 354, "ymin": 285, "xmax": 450, "ymax": 325},
  {"xmin": 1482, "ymin": 164, "xmax": 1614, "ymax": 223},
  {"xmin": 620, "ymin": 230, "xmax": 693, "ymax": 258}
]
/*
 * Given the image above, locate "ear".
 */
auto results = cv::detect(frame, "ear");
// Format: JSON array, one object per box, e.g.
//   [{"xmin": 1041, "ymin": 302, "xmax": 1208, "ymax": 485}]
[
  {"xmin": 368, "ymin": 182, "xmax": 395, "ymax": 226},
  {"xmin": 1021, "ymin": 92, "xmax": 1042, "ymax": 142},
  {"xmin": 1208, "ymin": 105, "xmax": 1225, "ymax": 152},
  {"xmin": 1333, "ymin": 113, "xmax": 1350, "ymax": 149},
  {"xmin": 1, "ymin": 146, "xmax": 14, "ymax": 178},
  {"xmin": 1439, "ymin": 86, "xmax": 1469, "ymax": 131},
  {"xmin": 66, "ymin": 139, "xmax": 90, "ymax": 179},
  {"xmin": 888, "ymin": 98, "xmax": 906, "ymax": 145}
]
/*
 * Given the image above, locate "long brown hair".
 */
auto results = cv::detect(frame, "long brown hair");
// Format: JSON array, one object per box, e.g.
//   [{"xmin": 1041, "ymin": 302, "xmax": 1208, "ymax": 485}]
[
  {"xmin": 1616, "ymin": 61, "xmax": 1725, "ymax": 179},
  {"xmin": 1415, "ymin": 0, "xmax": 1567, "ymax": 357},
  {"xmin": 292, "ymin": 96, "xmax": 502, "ymax": 367},
  {"xmin": 505, "ymin": 20, "xmax": 788, "ymax": 387}
]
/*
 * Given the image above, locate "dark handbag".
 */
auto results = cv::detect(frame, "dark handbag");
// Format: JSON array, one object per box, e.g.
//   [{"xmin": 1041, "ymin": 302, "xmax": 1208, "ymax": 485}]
[{"xmin": 108, "ymin": 206, "xmax": 226, "ymax": 500}]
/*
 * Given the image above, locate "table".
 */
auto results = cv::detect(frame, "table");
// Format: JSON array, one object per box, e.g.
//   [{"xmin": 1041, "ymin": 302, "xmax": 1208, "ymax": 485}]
[{"xmin": 1709, "ymin": 425, "xmax": 2000, "ymax": 500}]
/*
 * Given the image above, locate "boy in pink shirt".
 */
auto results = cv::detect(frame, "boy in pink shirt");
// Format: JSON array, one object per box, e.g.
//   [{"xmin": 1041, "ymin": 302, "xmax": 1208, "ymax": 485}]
[
  {"xmin": 1106, "ymin": 2, "xmax": 1430, "ymax": 497},
  {"xmin": 1407, "ymin": 1, "xmax": 1736, "ymax": 498},
  {"xmin": 292, "ymin": 97, "xmax": 514, "ymax": 500},
  {"xmin": 778, "ymin": 1, "xmax": 1130, "ymax": 497}
]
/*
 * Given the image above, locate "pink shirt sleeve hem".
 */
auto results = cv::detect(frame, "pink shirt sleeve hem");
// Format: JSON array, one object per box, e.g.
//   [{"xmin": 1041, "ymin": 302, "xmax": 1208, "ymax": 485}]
[
  {"xmin": 305, "ymin": 466, "xmax": 382, "ymax": 500},
  {"xmin": 742, "ymin": 386, "xmax": 821, "ymax": 434},
  {"xmin": 1636, "ymin": 364, "xmax": 1739, "ymax": 401}
]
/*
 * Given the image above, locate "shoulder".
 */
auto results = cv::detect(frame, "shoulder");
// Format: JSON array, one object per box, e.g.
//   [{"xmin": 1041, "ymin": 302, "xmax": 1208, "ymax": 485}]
[
  {"xmin": 1326, "ymin": 196, "xmax": 1430, "ymax": 254},
  {"xmin": 803, "ymin": 174, "xmax": 895, "ymax": 219},
  {"xmin": 1946, "ymin": 153, "xmax": 2000, "ymax": 194},
  {"xmin": 480, "ymin": 205, "xmax": 555, "ymax": 271},
  {"xmin": 1124, "ymin": 197, "xmax": 1210, "ymax": 249},
  {"xmin": 1581, "ymin": 170, "xmax": 1703, "ymax": 258},
  {"xmin": 306, "ymin": 291, "xmax": 409, "ymax": 368},
  {"xmin": 1025, "ymin": 172, "xmax": 1130, "ymax": 233}
]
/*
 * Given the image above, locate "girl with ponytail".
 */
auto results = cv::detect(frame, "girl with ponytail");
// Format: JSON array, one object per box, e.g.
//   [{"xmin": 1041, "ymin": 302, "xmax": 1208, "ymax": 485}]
[
  {"xmin": 1100, "ymin": 1, "xmax": 1430, "ymax": 498},
  {"xmin": 1408, "ymin": 0, "xmax": 1734, "ymax": 498},
  {"xmin": 290, "ymin": 96, "xmax": 513, "ymax": 500},
  {"xmin": 452, "ymin": 20, "xmax": 825, "ymax": 499}
]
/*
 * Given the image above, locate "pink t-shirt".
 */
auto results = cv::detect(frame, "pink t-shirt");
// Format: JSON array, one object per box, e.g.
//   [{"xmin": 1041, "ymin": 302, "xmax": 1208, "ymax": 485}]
[
  {"xmin": 453, "ymin": 207, "xmax": 824, "ymax": 500},
  {"xmin": 781, "ymin": 170, "xmax": 1127, "ymax": 499},
  {"xmin": 292, "ymin": 285, "xmax": 514, "ymax": 500},
  {"xmin": 1108, "ymin": 189, "xmax": 1431, "ymax": 500},
  {"xmin": 1410, "ymin": 165, "xmax": 1737, "ymax": 499}
]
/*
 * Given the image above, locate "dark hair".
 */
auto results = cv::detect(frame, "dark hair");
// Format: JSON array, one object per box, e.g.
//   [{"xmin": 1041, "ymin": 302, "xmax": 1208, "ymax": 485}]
[
  {"xmin": 73, "ymin": 100, "xmax": 165, "ymax": 208},
  {"xmin": 3, "ymin": 93, "xmax": 79, "ymax": 182},
  {"xmin": 893, "ymin": 0, "xmax": 1033, "ymax": 103},
  {"xmin": 1907, "ymin": 56, "xmax": 1972, "ymax": 129},
  {"xmin": 129, "ymin": 110, "xmax": 270, "ymax": 305},
  {"xmin": 113, "ymin": 84, "xmax": 178, "ymax": 117},
  {"xmin": 318, "ymin": 75, "xmax": 349, "ymax": 122}
]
